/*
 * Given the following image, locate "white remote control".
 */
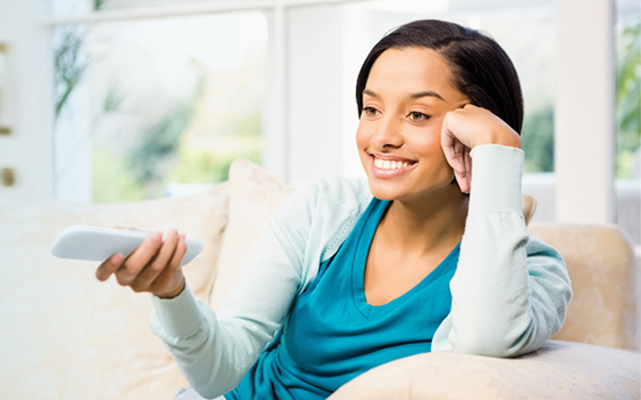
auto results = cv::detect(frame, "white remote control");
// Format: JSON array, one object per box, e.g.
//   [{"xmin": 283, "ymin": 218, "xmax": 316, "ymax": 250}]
[{"xmin": 51, "ymin": 225, "xmax": 204, "ymax": 266}]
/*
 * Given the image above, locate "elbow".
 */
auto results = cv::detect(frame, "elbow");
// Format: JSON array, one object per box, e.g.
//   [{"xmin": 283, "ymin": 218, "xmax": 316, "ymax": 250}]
[
  {"xmin": 187, "ymin": 366, "xmax": 240, "ymax": 399},
  {"xmin": 450, "ymin": 315, "xmax": 540, "ymax": 358},
  {"xmin": 451, "ymin": 335, "xmax": 522, "ymax": 358}
]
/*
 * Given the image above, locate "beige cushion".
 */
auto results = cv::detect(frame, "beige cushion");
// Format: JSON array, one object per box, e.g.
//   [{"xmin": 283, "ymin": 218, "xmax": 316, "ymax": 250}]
[
  {"xmin": 529, "ymin": 223, "xmax": 638, "ymax": 350},
  {"xmin": 209, "ymin": 159, "xmax": 295, "ymax": 311},
  {"xmin": 522, "ymin": 194, "xmax": 536, "ymax": 226},
  {"xmin": 328, "ymin": 340, "xmax": 640, "ymax": 400},
  {"xmin": 0, "ymin": 183, "xmax": 229, "ymax": 400}
]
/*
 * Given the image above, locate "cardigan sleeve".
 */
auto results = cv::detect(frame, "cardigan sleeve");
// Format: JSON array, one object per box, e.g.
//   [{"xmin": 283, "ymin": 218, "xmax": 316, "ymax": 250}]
[
  {"xmin": 432, "ymin": 144, "xmax": 572, "ymax": 357},
  {"xmin": 149, "ymin": 182, "xmax": 321, "ymax": 398}
]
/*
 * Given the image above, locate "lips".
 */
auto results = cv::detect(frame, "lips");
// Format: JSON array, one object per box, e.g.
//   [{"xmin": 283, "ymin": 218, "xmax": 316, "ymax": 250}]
[{"xmin": 369, "ymin": 154, "xmax": 417, "ymax": 178}]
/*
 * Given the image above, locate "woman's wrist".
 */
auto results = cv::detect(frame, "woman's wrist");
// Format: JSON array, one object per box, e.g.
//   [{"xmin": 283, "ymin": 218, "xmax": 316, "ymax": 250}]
[
  {"xmin": 156, "ymin": 276, "xmax": 186, "ymax": 299},
  {"xmin": 473, "ymin": 126, "xmax": 522, "ymax": 149}
]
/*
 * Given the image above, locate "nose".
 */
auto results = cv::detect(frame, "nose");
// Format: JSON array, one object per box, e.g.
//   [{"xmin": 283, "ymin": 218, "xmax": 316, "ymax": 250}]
[{"xmin": 372, "ymin": 115, "xmax": 403, "ymax": 151}]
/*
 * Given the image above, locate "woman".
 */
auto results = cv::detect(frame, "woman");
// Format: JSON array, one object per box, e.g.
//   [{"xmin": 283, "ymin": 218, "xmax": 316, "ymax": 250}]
[{"xmin": 96, "ymin": 19, "xmax": 572, "ymax": 399}]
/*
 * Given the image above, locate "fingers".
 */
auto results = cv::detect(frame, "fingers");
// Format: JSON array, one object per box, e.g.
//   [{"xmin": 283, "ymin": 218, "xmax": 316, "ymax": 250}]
[
  {"xmin": 129, "ymin": 229, "xmax": 179, "ymax": 291},
  {"xmin": 442, "ymin": 109, "xmax": 475, "ymax": 193},
  {"xmin": 442, "ymin": 133, "xmax": 469, "ymax": 186},
  {"xmin": 151, "ymin": 234, "xmax": 187, "ymax": 294},
  {"xmin": 443, "ymin": 134, "xmax": 473, "ymax": 194},
  {"xmin": 96, "ymin": 229, "xmax": 190, "ymax": 297},
  {"xmin": 463, "ymin": 146, "xmax": 472, "ymax": 192},
  {"xmin": 96, "ymin": 253, "xmax": 124, "ymax": 282},
  {"xmin": 441, "ymin": 132, "xmax": 465, "ymax": 175},
  {"xmin": 453, "ymin": 146, "xmax": 472, "ymax": 194},
  {"xmin": 453, "ymin": 140, "xmax": 466, "ymax": 174},
  {"xmin": 114, "ymin": 231, "xmax": 163, "ymax": 287}
]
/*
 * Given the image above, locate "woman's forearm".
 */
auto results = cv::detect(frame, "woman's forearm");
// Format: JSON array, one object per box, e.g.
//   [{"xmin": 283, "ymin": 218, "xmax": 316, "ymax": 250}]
[{"xmin": 446, "ymin": 145, "xmax": 572, "ymax": 357}]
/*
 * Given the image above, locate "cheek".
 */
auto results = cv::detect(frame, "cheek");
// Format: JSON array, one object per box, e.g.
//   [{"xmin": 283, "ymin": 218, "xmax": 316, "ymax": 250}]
[
  {"xmin": 355, "ymin": 120, "xmax": 369, "ymax": 149},
  {"xmin": 355, "ymin": 121, "xmax": 372, "ymax": 171},
  {"xmin": 408, "ymin": 130, "xmax": 443, "ymax": 158},
  {"xmin": 409, "ymin": 130, "xmax": 453, "ymax": 177}
]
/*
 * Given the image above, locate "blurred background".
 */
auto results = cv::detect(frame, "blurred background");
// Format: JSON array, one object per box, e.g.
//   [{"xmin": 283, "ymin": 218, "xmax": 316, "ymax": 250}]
[{"xmin": 0, "ymin": 0, "xmax": 639, "ymax": 254}]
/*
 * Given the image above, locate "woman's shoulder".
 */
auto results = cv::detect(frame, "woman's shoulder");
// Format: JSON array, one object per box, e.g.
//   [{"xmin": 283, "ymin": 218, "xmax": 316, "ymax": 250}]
[
  {"xmin": 283, "ymin": 176, "xmax": 372, "ymax": 214},
  {"xmin": 266, "ymin": 176, "xmax": 374, "ymax": 284},
  {"xmin": 270, "ymin": 176, "xmax": 372, "ymax": 228},
  {"xmin": 311, "ymin": 176, "xmax": 372, "ymax": 208}
]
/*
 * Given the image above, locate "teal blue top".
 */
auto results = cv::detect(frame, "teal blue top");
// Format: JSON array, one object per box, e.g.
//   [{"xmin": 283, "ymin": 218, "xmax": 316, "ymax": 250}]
[
  {"xmin": 150, "ymin": 145, "xmax": 573, "ymax": 399},
  {"xmin": 225, "ymin": 198, "xmax": 460, "ymax": 399}
]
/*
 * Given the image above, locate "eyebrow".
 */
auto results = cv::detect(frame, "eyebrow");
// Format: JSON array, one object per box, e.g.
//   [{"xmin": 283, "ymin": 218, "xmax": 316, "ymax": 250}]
[{"xmin": 362, "ymin": 88, "xmax": 445, "ymax": 102}]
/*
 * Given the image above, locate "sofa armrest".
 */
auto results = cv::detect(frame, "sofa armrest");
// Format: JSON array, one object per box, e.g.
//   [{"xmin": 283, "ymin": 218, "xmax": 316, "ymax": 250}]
[{"xmin": 329, "ymin": 341, "xmax": 640, "ymax": 400}]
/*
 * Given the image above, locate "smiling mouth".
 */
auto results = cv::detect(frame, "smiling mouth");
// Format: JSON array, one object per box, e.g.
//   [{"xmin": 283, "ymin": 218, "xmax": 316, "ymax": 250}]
[
  {"xmin": 370, "ymin": 155, "xmax": 417, "ymax": 176},
  {"xmin": 373, "ymin": 157, "xmax": 413, "ymax": 170}
]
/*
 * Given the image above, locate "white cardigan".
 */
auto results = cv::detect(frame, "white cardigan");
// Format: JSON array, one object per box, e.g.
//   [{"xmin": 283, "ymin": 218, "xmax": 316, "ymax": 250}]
[{"xmin": 150, "ymin": 145, "xmax": 573, "ymax": 398}]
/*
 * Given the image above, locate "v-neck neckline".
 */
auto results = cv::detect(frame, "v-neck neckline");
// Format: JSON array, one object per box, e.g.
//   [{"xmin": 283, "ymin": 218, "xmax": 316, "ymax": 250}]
[{"xmin": 351, "ymin": 199, "xmax": 461, "ymax": 318}]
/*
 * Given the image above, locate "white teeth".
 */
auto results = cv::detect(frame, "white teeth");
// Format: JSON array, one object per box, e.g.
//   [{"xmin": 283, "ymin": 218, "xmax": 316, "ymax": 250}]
[{"xmin": 374, "ymin": 158, "xmax": 412, "ymax": 170}]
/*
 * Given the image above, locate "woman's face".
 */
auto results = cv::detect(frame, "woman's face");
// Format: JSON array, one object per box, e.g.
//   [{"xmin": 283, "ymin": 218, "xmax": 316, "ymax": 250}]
[{"xmin": 356, "ymin": 47, "xmax": 468, "ymax": 203}]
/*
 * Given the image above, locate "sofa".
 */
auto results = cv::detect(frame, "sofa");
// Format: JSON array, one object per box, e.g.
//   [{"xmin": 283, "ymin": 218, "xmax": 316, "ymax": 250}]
[{"xmin": 1, "ymin": 159, "xmax": 639, "ymax": 399}]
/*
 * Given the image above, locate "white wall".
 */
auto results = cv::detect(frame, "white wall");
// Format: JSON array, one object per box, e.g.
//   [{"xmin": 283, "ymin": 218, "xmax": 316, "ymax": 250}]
[
  {"xmin": 286, "ymin": 5, "xmax": 345, "ymax": 186},
  {"xmin": 555, "ymin": 0, "xmax": 616, "ymax": 224},
  {"xmin": 0, "ymin": 0, "xmax": 54, "ymax": 203},
  {"xmin": 53, "ymin": 74, "xmax": 93, "ymax": 203},
  {"xmin": 285, "ymin": 4, "xmax": 379, "ymax": 186}
]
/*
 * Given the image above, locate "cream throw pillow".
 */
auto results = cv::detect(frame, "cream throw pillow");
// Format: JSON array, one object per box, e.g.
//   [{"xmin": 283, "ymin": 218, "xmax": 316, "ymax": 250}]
[
  {"xmin": 0, "ymin": 183, "xmax": 228, "ymax": 400},
  {"xmin": 209, "ymin": 159, "xmax": 294, "ymax": 311},
  {"xmin": 328, "ymin": 340, "xmax": 640, "ymax": 399}
]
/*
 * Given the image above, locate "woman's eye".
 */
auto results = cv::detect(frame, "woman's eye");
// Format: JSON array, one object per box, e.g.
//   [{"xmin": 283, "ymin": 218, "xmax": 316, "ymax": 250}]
[
  {"xmin": 408, "ymin": 112, "xmax": 430, "ymax": 121},
  {"xmin": 363, "ymin": 107, "xmax": 379, "ymax": 117}
]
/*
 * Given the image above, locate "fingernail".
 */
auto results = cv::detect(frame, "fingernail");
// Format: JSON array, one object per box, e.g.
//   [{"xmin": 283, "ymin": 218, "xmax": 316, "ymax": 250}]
[
  {"xmin": 153, "ymin": 232, "xmax": 162, "ymax": 241},
  {"xmin": 111, "ymin": 253, "xmax": 123, "ymax": 265},
  {"xmin": 170, "ymin": 228, "xmax": 178, "ymax": 238},
  {"xmin": 180, "ymin": 234, "xmax": 186, "ymax": 241}
]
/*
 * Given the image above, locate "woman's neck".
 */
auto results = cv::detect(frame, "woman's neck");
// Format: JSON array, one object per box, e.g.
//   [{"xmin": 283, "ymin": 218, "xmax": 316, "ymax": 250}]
[{"xmin": 378, "ymin": 185, "xmax": 468, "ymax": 258}]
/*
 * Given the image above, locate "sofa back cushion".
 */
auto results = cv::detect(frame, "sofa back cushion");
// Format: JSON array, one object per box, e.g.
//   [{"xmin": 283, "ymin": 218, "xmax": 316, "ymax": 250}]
[
  {"xmin": 0, "ymin": 183, "xmax": 229, "ymax": 400},
  {"xmin": 209, "ymin": 159, "xmax": 295, "ymax": 310},
  {"xmin": 529, "ymin": 223, "xmax": 638, "ymax": 350}
]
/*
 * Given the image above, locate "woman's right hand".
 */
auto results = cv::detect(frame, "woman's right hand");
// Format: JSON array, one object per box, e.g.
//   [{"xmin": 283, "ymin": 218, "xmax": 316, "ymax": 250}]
[
  {"xmin": 95, "ymin": 228, "xmax": 187, "ymax": 299},
  {"xmin": 441, "ymin": 104, "xmax": 521, "ymax": 193}
]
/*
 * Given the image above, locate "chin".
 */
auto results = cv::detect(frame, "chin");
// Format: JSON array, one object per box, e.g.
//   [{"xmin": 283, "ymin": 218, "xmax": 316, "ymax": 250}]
[
  {"xmin": 366, "ymin": 180, "xmax": 409, "ymax": 201},
  {"xmin": 367, "ymin": 177, "xmax": 463, "ymax": 203}
]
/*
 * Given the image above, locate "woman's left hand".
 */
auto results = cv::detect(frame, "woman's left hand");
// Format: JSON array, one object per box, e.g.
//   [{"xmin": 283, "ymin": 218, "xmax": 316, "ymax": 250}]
[{"xmin": 441, "ymin": 104, "xmax": 521, "ymax": 193}]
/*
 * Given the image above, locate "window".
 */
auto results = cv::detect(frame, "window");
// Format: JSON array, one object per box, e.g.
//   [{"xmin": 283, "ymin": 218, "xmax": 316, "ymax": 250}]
[
  {"xmin": 50, "ymin": 2, "xmax": 267, "ymax": 202},
  {"xmin": 616, "ymin": 1, "xmax": 641, "ymax": 246}
]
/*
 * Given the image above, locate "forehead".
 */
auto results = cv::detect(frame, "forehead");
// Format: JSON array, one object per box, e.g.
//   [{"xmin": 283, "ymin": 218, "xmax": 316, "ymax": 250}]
[{"xmin": 366, "ymin": 47, "xmax": 463, "ymax": 102}]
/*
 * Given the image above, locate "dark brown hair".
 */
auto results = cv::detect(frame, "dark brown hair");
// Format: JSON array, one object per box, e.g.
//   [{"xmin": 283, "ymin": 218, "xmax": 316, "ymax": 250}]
[{"xmin": 356, "ymin": 19, "xmax": 524, "ymax": 133}]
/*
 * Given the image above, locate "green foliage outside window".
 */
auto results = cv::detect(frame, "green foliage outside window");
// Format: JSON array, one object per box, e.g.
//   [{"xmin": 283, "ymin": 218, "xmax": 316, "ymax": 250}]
[
  {"xmin": 92, "ymin": 69, "xmax": 262, "ymax": 203},
  {"xmin": 522, "ymin": 106, "xmax": 554, "ymax": 173},
  {"xmin": 616, "ymin": 19, "xmax": 641, "ymax": 179},
  {"xmin": 521, "ymin": 17, "xmax": 640, "ymax": 177}
]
